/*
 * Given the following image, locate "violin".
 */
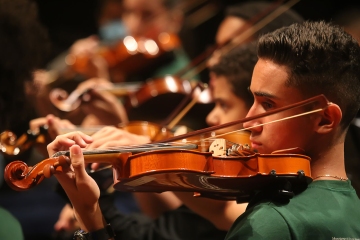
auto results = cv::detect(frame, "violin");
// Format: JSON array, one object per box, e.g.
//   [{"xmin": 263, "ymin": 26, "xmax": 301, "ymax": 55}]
[
  {"xmin": 112, "ymin": 146, "xmax": 311, "ymax": 202},
  {"xmin": 0, "ymin": 125, "xmax": 107, "ymax": 158},
  {"xmin": 4, "ymin": 95, "xmax": 329, "ymax": 200},
  {"xmin": 49, "ymin": 75, "xmax": 210, "ymax": 123},
  {"xmin": 124, "ymin": 76, "xmax": 193, "ymax": 110},
  {"xmin": 49, "ymin": 81, "xmax": 143, "ymax": 112},
  {"xmin": 4, "ymin": 142, "xmax": 199, "ymax": 191},
  {"xmin": 0, "ymin": 125, "xmax": 48, "ymax": 159},
  {"xmin": 4, "ymin": 140, "xmax": 310, "ymax": 201},
  {"xmin": 66, "ymin": 32, "xmax": 181, "ymax": 83}
]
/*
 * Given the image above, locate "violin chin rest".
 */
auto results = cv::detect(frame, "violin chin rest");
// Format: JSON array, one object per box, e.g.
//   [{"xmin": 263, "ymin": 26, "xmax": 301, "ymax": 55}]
[{"xmin": 271, "ymin": 147, "xmax": 306, "ymax": 155}]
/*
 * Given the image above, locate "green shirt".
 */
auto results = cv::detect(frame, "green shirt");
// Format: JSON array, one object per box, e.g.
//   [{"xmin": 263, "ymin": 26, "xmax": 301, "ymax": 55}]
[
  {"xmin": 226, "ymin": 180, "xmax": 360, "ymax": 240},
  {"xmin": 0, "ymin": 207, "xmax": 24, "ymax": 240}
]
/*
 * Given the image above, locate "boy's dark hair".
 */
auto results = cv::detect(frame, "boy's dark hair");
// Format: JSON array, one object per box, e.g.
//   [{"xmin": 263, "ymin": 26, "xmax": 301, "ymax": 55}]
[
  {"xmin": 258, "ymin": 21, "xmax": 360, "ymax": 129},
  {"xmin": 226, "ymin": 1, "xmax": 304, "ymax": 38},
  {"xmin": 0, "ymin": 0, "xmax": 50, "ymax": 131},
  {"xmin": 210, "ymin": 42, "xmax": 258, "ymax": 109}
]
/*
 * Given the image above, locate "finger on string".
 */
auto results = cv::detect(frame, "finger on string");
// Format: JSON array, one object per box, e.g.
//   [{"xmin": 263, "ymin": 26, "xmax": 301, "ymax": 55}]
[
  {"xmin": 47, "ymin": 137, "xmax": 77, "ymax": 156},
  {"xmin": 86, "ymin": 131, "xmax": 130, "ymax": 149},
  {"xmin": 66, "ymin": 131, "xmax": 94, "ymax": 147},
  {"xmin": 69, "ymin": 145, "xmax": 89, "ymax": 180},
  {"xmin": 90, "ymin": 126, "xmax": 117, "ymax": 140},
  {"xmin": 48, "ymin": 132, "xmax": 93, "ymax": 155},
  {"xmin": 70, "ymin": 145, "xmax": 101, "ymax": 204}
]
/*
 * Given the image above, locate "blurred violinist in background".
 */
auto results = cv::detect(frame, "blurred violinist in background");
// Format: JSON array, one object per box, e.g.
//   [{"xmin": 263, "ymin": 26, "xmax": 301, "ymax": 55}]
[
  {"xmin": 207, "ymin": 0, "xmax": 304, "ymax": 68},
  {"xmin": 34, "ymin": 0, "xmax": 197, "ymax": 130},
  {"xmin": 46, "ymin": 0, "xmax": 189, "ymax": 84}
]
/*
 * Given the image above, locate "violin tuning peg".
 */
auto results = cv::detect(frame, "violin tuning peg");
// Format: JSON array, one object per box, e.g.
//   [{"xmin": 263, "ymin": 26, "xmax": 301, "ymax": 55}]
[
  {"xmin": 43, "ymin": 164, "xmax": 54, "ymax": 178},
  {"xmin": 57, "ymin": 155, "xmax": 71, "ymax": 167}
]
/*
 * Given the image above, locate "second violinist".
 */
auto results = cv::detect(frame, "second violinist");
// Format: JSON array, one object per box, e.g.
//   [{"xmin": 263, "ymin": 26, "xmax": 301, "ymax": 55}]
[
  {"xmin": 47, "ymin": 0, "xmax": 190, "ymax": 83},
  {"xmin": 35, "ymin": 0, "xmax": 196, "ymax": 128}
]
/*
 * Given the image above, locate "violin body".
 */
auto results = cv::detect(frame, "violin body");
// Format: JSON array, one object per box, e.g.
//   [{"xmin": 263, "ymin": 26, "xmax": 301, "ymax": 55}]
[
  {"xmin": 112, "ymin": 149, "xmax": 311, "ymax": 201},
  {"xmin": 124, "ymin": 76, "xmax": 193, "ymax": 110},
  {"xmin": 124, "ymin": 76, "xmax": 213, "ymax": 130},
  {"xmin": 69, "ymin": 33, "xmax": 180, "ymax": 83}
]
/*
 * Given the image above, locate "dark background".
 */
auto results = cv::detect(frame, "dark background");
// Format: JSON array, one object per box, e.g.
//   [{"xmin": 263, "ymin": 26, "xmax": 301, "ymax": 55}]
[{"xmin": 34, "ymin": 0, "xmax": 360, "ymax": 68}]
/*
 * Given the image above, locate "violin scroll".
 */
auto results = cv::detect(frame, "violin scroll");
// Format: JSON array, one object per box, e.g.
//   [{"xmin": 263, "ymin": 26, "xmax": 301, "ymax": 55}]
[
  {"xmin": 49, "ymin": 88, "xmax": 82, "ymax": 112},
  {"xmin": 4, "ymin": 156, "xmax": 70, "ymax": 191},
  {"xmin": 0, "ymin": 126, "xmax": 48, "ymax": 158}
]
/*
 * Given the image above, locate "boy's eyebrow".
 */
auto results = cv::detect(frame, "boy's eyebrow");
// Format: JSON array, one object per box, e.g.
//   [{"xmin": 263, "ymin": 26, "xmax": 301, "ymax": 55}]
[{"xmin": 253, "ymin": 91, "xmax": 278, "ymax": 99}]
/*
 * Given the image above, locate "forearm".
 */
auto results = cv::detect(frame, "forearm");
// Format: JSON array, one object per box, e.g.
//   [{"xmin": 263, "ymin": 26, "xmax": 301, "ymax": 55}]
[
  {"xmin": 174, "ymin": 192, "xmax": 246, "ymax": 230},
  {"xmin": 73, "ymin": 202, "xmax": 106, "ymax": 232},
  {"xmin": 133, "ymin": 192, "xmax": 182, "ymax": 219},
  {"xmin": 100, "ymin": 195, "xmax": 227, "ymax": 240}
]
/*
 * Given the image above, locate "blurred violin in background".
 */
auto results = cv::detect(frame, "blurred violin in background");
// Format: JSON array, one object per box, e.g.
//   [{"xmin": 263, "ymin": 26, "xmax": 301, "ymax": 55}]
[
  {"xmin": 0, "ymin": 125, "xmax": 107, "ymax": 161},
  {"xmin": 65, "ymin": 32, "xmax": 181, "ymax": 83},
  {"xmin": 0, "ymin": 126, "xmax": 48, "ymax": 160},
  {"xmin": 49, "ymin": 81, "xmax": 143, "ymax": 112}
]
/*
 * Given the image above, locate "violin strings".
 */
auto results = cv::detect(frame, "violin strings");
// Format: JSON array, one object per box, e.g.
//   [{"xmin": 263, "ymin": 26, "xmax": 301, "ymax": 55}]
[{"xmin": 81, "ymin": 141, "xmax": 196, "ymax": 154}]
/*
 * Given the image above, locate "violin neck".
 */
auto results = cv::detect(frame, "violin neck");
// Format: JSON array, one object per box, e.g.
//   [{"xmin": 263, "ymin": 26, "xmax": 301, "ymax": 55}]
[
  {"xmin": 103, "ymin": 82, "xmax": 143, "ymax": 97},
  {"xmin": 58, "ymin": 126, "xmax": 105, "ymax": 135},
  {"xmin": 81, "ymin": 151, "xmax": 132, "ymax": 170}
]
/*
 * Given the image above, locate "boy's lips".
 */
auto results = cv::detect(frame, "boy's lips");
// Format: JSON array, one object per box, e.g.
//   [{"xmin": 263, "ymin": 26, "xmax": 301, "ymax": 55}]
[{"xmin": 250, "ymin": 140, "xmax": 262, "ymax": 149}]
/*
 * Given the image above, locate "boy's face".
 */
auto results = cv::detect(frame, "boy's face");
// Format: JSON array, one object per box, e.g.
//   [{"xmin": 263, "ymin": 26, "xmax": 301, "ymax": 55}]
[
  {"xmin": 207, "ymin": 16, "xmax": 251, "ymax": 68},
  {"xmin": 206, "ymin": 73, "xmax": 249, "ymax": 133},
  {"xmin": 122, "ymin": 0, "xmax": 177, "ymax": 38},
  {"xmin": 243, "ymin": 59, "xmax": 317, "ymax": 154}
]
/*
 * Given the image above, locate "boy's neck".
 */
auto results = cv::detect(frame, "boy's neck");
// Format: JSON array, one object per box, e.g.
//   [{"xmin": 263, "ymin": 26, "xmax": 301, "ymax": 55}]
[{"xmin": 310, "ymin": 141, "xmax": 347, "ymax": 180}]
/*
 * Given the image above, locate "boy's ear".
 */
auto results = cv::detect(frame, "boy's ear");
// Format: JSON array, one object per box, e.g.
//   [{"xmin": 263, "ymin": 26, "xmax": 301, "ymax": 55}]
[{"xmin": 315, "ymin": 104, "xmax": 342, "ymax": 134}]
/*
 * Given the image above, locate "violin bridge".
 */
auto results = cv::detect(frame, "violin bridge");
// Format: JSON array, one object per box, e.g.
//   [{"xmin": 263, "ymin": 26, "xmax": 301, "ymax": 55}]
[{"xmin": 209, "ymin": 139, "xmax": 227, "ymax": 156}]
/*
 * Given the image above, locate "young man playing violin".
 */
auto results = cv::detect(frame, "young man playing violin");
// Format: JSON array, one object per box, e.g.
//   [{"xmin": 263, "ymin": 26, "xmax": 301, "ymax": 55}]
[
  {"xmin": 225, "ymin": 21, "xmax": 360, "ymax": 239},
  {"xmin": 46, "ymin": 20, "xmax": 360, "ymax": 239}
]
